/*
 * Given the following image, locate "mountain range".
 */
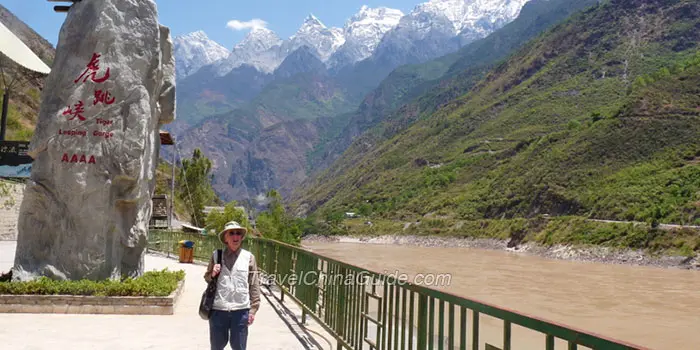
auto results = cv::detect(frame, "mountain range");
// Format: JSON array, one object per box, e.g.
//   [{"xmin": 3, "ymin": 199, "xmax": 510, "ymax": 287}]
[
  {"xmin": 165, "ymin": 0, "xmax": 532, "ymax": 206},
  {"xmin": 293, "ymin": 0, "xmax": 700, "ymax": 229},
  {"xmin": 174, "ymin": 1, "xmax": 529, "ymax": 81}
]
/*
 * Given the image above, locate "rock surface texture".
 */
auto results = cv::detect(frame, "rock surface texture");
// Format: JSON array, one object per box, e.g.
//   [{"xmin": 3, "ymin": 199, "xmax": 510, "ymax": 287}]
[{"xmin": 13, "ymin": 0, "xmax": 175, "ymax": 281}]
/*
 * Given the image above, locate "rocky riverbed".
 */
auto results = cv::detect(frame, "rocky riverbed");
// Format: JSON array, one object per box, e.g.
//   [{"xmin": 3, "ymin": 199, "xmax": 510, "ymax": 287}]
[{"xmin": 301, "ymin": 234, "xmax": 700, "ymax": 271}]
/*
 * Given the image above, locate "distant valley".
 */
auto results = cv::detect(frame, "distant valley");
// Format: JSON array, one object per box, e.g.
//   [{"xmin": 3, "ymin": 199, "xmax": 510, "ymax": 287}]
[{"xmin": 163, "ymin": 0, "xmax": 531, "ymax": 206}]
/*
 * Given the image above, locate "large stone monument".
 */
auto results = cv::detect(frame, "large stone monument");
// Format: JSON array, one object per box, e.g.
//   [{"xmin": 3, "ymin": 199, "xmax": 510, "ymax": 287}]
[{"xmin": 12, "ymin": 0, "xmax": 175, "ymax": 281}]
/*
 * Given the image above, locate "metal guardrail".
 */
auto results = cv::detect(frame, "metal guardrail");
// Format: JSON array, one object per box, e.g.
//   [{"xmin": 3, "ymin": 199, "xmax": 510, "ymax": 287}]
[{"xmin": 147, "ymin": 231, "xmax": 648, "ymax": 350}]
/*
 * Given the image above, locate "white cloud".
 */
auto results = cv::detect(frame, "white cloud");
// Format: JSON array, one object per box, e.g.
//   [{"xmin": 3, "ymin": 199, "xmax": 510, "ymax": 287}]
[{"xmin": 226, "ymin": 19, "xmax": 268, "ymax": 31}]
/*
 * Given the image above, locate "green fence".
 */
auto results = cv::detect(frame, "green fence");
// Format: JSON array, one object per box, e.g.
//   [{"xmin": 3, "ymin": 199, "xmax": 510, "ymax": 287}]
[{"xmin": 148, "ymin": 231, "xmax": 647, "ymax": 350}]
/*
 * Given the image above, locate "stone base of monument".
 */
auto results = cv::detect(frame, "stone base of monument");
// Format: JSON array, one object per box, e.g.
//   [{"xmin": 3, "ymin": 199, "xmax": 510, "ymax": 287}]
[{"xmin": 0, "ymin": 279, "xmax": 185, "ymax": 315}]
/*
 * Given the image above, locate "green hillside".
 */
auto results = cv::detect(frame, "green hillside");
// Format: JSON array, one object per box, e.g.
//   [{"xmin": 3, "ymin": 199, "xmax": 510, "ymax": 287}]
[
  {"xmin": 187, "ymin": 71, "xmax": 365, "ymax": 137},
  {"xmin": 294, "ymin": 0, "xmax": 700, "ymax": 253},
  {"xmin": 306, "ymin": 0, "xmax": 600, "ymax": 176},
  {"xmin": 249, "ymin": 72, "xmax": 362, "ymax": 122}
]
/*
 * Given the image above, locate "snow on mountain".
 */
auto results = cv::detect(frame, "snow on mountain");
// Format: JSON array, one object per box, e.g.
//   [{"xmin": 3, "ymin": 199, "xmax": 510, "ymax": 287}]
[
  {"xmin": 211, "ymin": 15, "xmax": 346, "ymax": 76},
  {"xmin": 329, "ymin": 6, "xmax": 404, "ymax": 68},
  {"xmin": 173, "ymin": 31, "xmax": 230, "ymax": 79},
  {"xmin": 282, "ymin": 14, "xmax": 346, "ymax": 63},
  {"xmin": 371, "ymin": 0, "xmax": 530, "ymax": 65},
  {"xmin": 415, "ymin": 0, "xmax": 529, "ymax": 37},
  {"xmin": 234, "ymin": 26, "xmax": 283, "ymax": 54},
  {"xmin": 176, "ymin": 1, "xmax": 530, "ymax": 79},
  {"xmin": 213, "ymin": 27, "xmax": 284, "ymax": 75}
]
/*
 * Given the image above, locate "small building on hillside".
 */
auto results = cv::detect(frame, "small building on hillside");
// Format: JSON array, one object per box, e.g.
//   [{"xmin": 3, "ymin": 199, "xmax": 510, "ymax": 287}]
[
  {"xmin": 203, "ymin": 206, "xmax": 247, "ymax": 217},
  {"xmin": 181, "ymin": 223, "xmax": 205, "ymax": 234},
  {"xmin": 149, "ymin": 194, "xmax": 169, "ymax": 229},
  {"xmin": 203, "ymin": 206, "xmax": 225, "ymax": 216},
  {"xmin": 148, "ymin": 130, "xmax": 175, "ymax": 230}
]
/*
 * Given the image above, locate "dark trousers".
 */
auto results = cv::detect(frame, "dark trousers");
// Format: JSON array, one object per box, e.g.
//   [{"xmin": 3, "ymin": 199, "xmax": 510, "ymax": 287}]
[{"xmin": 209, "ymin": 309, "xmax": 249, "ymax": 350}]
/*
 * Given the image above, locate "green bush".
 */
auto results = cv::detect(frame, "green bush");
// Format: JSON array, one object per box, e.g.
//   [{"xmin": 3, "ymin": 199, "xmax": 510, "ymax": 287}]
[
  {"xmin": 0, "ymin": 269, "xmax": 185, "ymax": 296},
  {"xmin": 256, "ymin": 189, "xmax": 304, "ymax": 245},
  {"xmin": 205, "ymin": 201, "xmax": 251, "ymax": 235}
]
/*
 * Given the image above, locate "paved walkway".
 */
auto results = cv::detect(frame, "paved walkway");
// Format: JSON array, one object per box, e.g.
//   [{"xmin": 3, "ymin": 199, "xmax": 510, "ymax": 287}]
[{"xmin": 0, "ymin": 241, "xmax": 313, "ymax": 350}]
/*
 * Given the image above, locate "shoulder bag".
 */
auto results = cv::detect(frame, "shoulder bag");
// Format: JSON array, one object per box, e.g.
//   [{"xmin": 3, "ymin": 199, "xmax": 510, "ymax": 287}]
[{"xmin": 198, "ymin": 249, "xmax": 222, "ymax": 320}]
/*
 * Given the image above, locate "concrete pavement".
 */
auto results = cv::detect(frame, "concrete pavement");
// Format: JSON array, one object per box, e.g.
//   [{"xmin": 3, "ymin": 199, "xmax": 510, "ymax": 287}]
[{"xmin": 0, "ymin": 241, "xmax": 315, "ymax": 350}]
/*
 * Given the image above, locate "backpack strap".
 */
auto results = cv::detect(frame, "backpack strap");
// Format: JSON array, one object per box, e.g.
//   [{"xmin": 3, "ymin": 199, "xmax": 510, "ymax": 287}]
[{"xmin": 210, "ymin": 249, "xmax": 223, "ymax": 284}]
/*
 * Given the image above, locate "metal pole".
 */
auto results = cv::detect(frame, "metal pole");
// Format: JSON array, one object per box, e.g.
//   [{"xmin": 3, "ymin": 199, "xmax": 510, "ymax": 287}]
[
  {"xmin": 170, "ymin": 146, "xmax": 176, "ymax": 229},
  {"xmin": 1, "ymin": 89, "xmax": 10, "ymax": 141}
]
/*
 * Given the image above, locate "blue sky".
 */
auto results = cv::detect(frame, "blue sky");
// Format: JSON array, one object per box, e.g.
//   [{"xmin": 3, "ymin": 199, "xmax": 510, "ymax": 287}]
[{"xmin": 4, "ymin": 0, "xmax": 421, "ymax": 49}]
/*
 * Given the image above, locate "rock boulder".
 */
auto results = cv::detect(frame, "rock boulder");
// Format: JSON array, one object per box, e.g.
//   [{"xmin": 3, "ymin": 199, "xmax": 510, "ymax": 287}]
[{"xmin": 12, "ymin": 0, "xmax": 175, "ymax": 281}]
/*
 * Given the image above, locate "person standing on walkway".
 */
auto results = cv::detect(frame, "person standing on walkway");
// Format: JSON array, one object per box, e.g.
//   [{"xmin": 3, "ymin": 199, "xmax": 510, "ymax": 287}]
[{"xmin": 204, "ymin": 221, "xmax": 261, "ymax": 350}]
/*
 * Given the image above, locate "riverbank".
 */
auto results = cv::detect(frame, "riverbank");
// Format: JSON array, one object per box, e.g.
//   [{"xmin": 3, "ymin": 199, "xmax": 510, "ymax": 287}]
[{"xmin": 301, "ymin": 233, "xmax": 700, "ymax": 271}]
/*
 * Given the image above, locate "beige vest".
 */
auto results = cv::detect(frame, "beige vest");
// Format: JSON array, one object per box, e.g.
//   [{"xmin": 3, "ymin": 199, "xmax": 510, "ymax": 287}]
[{"xmin": 213, "ymin": 249, "xmax": 251, "ymax": 311}]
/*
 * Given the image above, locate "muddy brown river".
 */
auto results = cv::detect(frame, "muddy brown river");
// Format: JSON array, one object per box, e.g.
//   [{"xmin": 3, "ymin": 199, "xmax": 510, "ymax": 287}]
[{"xmin": 302, "ymin": 241, "xmax": 700, "ymax": 350}]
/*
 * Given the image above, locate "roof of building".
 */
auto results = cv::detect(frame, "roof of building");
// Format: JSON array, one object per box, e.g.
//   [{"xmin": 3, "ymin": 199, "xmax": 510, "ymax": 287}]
[
  {"xmin": 160, "ymin": 131, "xmax": 174, "ymax": 145},
  {"xmin": 0, "ymin": 21, "xmax": 51, "ymax": 74}
]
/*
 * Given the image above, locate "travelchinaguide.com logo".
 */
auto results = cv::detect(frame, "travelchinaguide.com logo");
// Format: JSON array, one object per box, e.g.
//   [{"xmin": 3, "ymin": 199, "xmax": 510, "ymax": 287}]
[{"xmin": 260, "ymin": 270, "xmax": 452, "ymax": 287}]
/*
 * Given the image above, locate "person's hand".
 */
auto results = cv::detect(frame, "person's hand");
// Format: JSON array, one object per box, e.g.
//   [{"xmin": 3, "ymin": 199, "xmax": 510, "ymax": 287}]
[
  {"xmin": 212, "ymin": 264, "xmax": 221, "ymax": 277},
  {"xmin": 248, "ymin": 313, "xmax": 255, "ymax": 326}
]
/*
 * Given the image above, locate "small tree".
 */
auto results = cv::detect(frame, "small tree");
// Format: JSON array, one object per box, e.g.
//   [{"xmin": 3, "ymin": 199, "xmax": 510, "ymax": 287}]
[
  {"xmin": 176, "ymin": 148, "xmax": 218, "ymax": 228},
  {"xmin": 256, "ymin": 189, "xmax": 302, "ymax": 245},
  {"xmin": 325, "ymin": 210, "xmax": 344, "ymax": 227},
  {"xmin": 205, "ymin": 201, "xmax": 251, "ymax": 236}
]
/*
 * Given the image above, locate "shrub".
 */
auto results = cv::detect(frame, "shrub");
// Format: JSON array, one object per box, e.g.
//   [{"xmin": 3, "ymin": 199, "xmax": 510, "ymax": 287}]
[
  {"xmin": 0, "ymin": 269, "xmax": 185, "ymax": 296},
  {"xmin": 567, "ymin": 119, "xmax": 582, "ymax": 130},
  {"xmin": 205, "ymin": 201, "xmax": 250, "ymax": 235}
]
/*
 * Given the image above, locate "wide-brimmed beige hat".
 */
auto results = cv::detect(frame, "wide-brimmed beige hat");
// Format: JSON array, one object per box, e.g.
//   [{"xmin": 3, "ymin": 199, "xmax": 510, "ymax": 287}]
[{"xmin": 218, "ymin": 221, "xmax": 247, "ymax": 244}]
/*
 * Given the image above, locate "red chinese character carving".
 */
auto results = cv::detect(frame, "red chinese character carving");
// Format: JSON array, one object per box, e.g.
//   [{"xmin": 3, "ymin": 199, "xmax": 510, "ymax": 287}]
[
  {"xmin": 63, "ymin": 101, "xmax": 86, "ymax": 121},
  {"xmin": 74, "ymin": 53, "xmax": 111, "ymax": 84},
  {"xmin": 93, "ymin": 89, "xmax": 116, "ymax": 105}
]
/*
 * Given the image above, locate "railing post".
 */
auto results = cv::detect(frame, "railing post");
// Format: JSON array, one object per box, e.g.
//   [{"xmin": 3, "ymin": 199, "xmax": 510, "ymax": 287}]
[
  {"xmin": 338, "ymin": 268, "xmax": 347, "ymax": 338},
  {"xmin": 417, "ymin": 293, "xmax": 429, "ymax": 350}
]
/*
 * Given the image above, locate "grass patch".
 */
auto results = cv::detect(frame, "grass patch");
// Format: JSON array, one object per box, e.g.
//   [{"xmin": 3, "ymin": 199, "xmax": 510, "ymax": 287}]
[{"xmin": 0, "ymin": 269, "xmax": 185, "ymax": 297}]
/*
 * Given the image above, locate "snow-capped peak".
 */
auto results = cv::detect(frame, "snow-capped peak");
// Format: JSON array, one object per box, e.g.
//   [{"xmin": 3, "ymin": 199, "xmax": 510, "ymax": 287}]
[
  {"xmin": 234, "ymin": 27, "xmax": 282, "ymax": 52},
  {"xmin": 415, "ymin": 0, "xmax": 530, "ymax": 35},
  {"xmin": 173, "ymin": 31, "xmax": 230, "ymax": 79},
  {"xmin": 303, "ymin": 13, "xmax": 326, "ymax": 28},
  {"xmin": 284, "ymin": 14, "xmax": 345, "ymax": 62},
  {"xmin": 328, "ymin": 6, "xmax": 404, "ymax": 68},
  {"xmin": 213, "ymin": 27, "xmax": 285, "ymax": 75},
  {"xmin": 177, "ymin": 30, "xmax": 209, "ymax": 42},
  {"xmin": 350, "ymin": 5, "xmax": 404, "ymax": 26},
  {"xmin": 345, "ymin": 6, "xmax": 404, "ymax": 39}
]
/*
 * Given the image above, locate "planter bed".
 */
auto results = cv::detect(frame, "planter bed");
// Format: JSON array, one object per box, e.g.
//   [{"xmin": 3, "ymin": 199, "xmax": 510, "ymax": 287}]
[{"xmin": 0, "ymin": 270, "xmax": 186, "ymax": 315}]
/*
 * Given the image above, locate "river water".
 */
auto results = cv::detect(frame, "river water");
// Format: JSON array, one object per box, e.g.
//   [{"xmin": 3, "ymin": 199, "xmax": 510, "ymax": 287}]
[{"xmin": 302, "ymin": 241, "xmax": 700, "ymax": 350}]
